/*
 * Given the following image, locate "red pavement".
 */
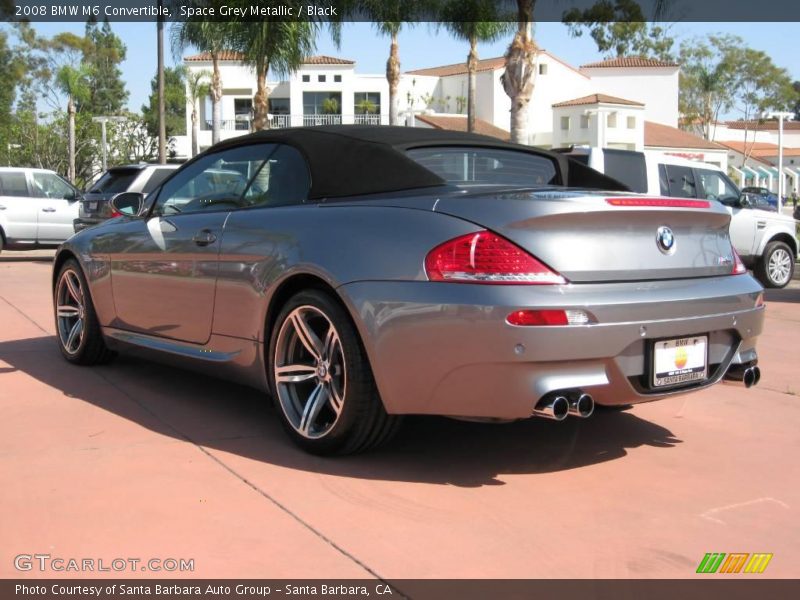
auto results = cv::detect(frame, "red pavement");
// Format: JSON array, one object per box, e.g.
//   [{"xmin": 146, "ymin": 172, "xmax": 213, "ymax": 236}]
[{"xmin": 1, "ymin": 251, "xmax": 798, "ymax": 579}]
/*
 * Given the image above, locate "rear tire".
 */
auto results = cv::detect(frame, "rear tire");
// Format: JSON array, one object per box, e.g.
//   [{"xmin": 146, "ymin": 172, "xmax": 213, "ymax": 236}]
[
  {"xmin": 268, "ymin": 289, "xmax": 401, "ymax": 455},
  {"xmin": 756, "ymin": 241, "xmax": 794, "ymax": 288},
  {"xmin": 54, "ymin": 258, "xmax": 115, "ymax": 365}
]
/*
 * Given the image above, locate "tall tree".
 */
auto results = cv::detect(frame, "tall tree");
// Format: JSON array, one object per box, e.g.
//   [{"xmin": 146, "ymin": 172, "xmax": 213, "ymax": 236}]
[
  {"xmin": 438, "ymin": 1, "xmax": 512, "ymax": 132},
  {"xmin": 228, "ymin": 20, "xmax": 317, "ymax": 131},
  {"xmin": 563, "ymin": 0, "xmax": 674, "ymax": 61},
  {"xmin": 501, "ymin": 0, "xmax": 537, "ymax": 144},
  {"xmin": 157, "ymin": 4, "xmax": 166, "ymax": 163},
  {"xmin": 186, "ymin": 69, "xmax": 210, "ymax": 157},
  {"xmin": 142, "ymin": 66, "xmax": 186, "ymax": 140},
  {"xmin": 82, "ymin": 19, "xmax": 129, "ymax": 115},
  {"xmin": 51, "ymin": 33, "xmax": 91, "ymax": 183},
  {"xmin": 678, "ymin": 35, "xmax": 739, "ymax": 140},
  {"xmin": 171, "ymin": 12, "xmax": 229, "ymax": 145}
]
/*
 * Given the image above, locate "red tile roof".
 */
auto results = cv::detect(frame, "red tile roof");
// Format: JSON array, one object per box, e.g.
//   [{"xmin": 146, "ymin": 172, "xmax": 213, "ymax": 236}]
[
  {"xmin": 723, "ymin": 120, "xmax": 800, "ymax": 131},
  {"xmin": 644, "ymin": 121, "xmax": 726, "ymax": 150},
  {"xmin": 185, "ymin": 52, "xmax": 354, "ymax": 65},
  {"xmin": 414, "ymin": 114, "xmax": 510, "ymax": 141},
  {"xmin": 580, "ymin": 56, "xmax": 679, "ymax": 69},
  {"xmin": 406, "ymin": 50, "xmax": 588, "ymax": 79},
  {"xmin": 552, "ymin": 93, "xmax": 644, "ymax": 108},
  {"xmin": 719, "ymin": 140, "xmax": 800, "ymax": 157}
]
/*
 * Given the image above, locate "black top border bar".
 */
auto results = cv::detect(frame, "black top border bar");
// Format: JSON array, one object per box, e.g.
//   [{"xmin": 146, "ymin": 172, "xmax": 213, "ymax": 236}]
[{"xmin": 5, "ymin": 0, "xmax": 800, "ymax": 23}]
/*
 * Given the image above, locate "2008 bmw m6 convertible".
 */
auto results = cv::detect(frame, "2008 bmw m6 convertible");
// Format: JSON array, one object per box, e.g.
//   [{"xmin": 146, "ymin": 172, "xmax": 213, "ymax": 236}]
[{"xmin": 52, "ymin": 126, "xmax": 765, "ymax": 454}]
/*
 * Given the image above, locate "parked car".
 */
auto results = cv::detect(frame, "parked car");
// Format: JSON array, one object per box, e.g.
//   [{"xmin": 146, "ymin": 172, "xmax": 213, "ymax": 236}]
[
  {"xmin": 564, "ymin": 148, "xmax": 798, "ymax": 288},
  {"xmin": 0, "ymin": 167, "xmax": 82, "ymax": 253},
  {"xmin": 741, "ymin": 186, "xmax": 779, "ymax": 211},
  {"xmin": 53, "ymin": 126, "xmax": 764, "ymax": 455},
  {"xmin": 73, "ymin": 163, "xmax": 179, "ymax": 232}
]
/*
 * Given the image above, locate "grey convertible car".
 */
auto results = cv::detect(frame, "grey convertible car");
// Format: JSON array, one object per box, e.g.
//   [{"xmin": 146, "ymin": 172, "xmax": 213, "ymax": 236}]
[{"xmin": 52, "ymin": 126, "xmax": 765, "ymax": 454}]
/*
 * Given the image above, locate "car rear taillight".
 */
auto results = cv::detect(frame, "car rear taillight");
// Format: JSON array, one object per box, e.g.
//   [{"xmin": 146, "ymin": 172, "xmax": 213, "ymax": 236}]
[
  {"xmin": 732, "ymin": 248, "xmax": 747, "ymax": 275},
  {"xmin": 425, "ymin": 231, "xmax": 566, "ymax": 285}
]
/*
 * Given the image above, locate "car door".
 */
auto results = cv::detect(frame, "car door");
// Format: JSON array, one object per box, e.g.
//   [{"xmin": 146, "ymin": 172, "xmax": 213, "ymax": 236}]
[
  {"xmin": 30, "ymin": 171, "xmax": 81, "ymax": 243},
  {"xmin": 0, "ymin": 170, "xmax": 37, "ymax": 243},
  {"xmin": 695, "ymin": 167, "xmax": 757, "ymax": 257},
  {"xmin": 107, "ymin": 143, "xmax": 275, "ymax": 345}
]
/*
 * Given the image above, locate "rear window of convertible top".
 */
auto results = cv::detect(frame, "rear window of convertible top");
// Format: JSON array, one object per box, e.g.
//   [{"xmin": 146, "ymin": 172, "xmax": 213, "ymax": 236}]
[{"xmin": 407, "ymin": 146, "xmax": 558, "ymax": 187}]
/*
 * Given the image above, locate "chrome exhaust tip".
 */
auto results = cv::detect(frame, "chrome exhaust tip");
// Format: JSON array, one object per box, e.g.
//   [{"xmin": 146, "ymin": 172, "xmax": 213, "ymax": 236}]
[
  {"xmin": 533, "ymin": 395, "xmax": 569, "ymax": 421},
  {"xmin": 723, "ymin": 362, "xmax": 761, "ymax": 387},
  {"xmin": 568, "ymin": 393, "xmax": 594, "ymax": 418}
]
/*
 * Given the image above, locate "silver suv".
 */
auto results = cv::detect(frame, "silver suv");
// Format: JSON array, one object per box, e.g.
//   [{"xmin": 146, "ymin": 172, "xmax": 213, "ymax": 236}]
[
  {"xmin": 0, "ymin": 167, "xmax": 82, "ymax": 253},
  {"xmin": 74, "ymin": 163, "xmax": 178, "ymax": 232}
]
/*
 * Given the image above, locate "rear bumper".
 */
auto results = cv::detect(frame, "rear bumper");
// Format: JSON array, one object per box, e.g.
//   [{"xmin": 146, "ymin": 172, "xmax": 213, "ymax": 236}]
[{"xmin": 338, "ymin": 275, "xmax": 765, "ymax": 419}]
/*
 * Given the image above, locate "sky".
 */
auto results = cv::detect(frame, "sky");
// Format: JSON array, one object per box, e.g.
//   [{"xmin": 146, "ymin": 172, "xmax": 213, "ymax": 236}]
[{"xmin": 10, "ymin": 21, "xmax": 800, "ymax": 116}]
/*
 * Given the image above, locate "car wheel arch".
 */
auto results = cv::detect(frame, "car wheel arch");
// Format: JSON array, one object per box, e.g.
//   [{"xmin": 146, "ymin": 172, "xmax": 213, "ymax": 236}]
[
  {"xmin": 757, "ymin": 231, "xmax": 798, "ymax": 258},
  {"xmin": 52, "ymin": 249, "xmax": 80, "ymax": 293}
]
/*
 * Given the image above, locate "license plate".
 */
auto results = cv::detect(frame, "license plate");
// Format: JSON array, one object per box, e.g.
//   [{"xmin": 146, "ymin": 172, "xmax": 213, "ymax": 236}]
[
  {"xmin": 652, "ymin": 336, "xmax": 708, "ymax": 388},
  {"xmin": 87, "ymin": 202, "xmax": 97, "ymax": 210}
]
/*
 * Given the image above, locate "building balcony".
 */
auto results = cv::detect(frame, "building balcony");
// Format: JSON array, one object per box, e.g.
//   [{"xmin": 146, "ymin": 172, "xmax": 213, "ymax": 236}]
[{"xmin": 200, "ymin": 113, "xmax": 388, "ymax": 131}]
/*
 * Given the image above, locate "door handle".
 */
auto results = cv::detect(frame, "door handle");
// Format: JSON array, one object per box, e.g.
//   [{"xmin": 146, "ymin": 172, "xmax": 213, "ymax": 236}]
[
  {"xmin": 192, "ymin": 229, "xmax": 217, "ymax": 246},
  {"xmin": 42, "ymin": 207, "xmax": 56, "ymax": 213}
]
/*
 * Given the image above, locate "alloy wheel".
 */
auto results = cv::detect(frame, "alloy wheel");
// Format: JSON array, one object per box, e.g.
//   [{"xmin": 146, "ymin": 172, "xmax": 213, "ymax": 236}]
[
  {"xmin": 56, "ymin": 269, "xmax": 85, "ymax": 355},
  {"xmin": 273, "ymin": 306, "xmax": 346, "ymax": 439},
  {"xmin": 768, "ymin": 247, "xmax": 792, "ymax": 286}
]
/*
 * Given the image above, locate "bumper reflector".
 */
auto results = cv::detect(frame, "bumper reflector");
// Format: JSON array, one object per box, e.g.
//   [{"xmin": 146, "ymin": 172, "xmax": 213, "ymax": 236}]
[{"xmin": 506, "ymin": 309, "xmax": 591, "ymax": 326}]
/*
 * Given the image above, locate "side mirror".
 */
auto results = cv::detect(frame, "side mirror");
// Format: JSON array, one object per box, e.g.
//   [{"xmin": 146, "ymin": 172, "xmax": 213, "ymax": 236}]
[
  {"xmin": 110, "ymin": 192, "xmax": 145, "ymax": 217},
  {"xmin": 738, "ymin": 194, "xmax": 753, "ymax": 208},
  {"xmin": 64, "ymin": 188, "xmax": 81, "ymax": 202}
]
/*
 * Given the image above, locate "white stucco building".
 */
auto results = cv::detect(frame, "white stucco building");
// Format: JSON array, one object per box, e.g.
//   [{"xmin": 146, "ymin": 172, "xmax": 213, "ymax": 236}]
[{"xmin": 175, "ymin": 50, "xmax": 724, "ymax": 175}]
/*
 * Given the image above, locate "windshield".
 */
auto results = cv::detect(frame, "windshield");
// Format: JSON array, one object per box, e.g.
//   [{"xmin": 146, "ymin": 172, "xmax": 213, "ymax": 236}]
[
  {"xmin": 407, "ymin": 146, "xmax": 559, "ymax": 187},
  {"xmin": 88, "ymin": 168, "xmax": 140, "ymax": 194}
]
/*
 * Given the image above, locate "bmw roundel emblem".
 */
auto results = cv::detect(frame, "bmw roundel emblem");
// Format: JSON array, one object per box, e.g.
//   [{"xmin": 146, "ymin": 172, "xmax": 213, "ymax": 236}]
[{"xmin": 656, "ymin": 226, "xmax": 675, "ymax": 254}]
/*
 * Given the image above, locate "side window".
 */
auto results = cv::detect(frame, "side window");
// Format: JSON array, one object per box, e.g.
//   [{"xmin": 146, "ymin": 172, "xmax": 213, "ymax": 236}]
[
  {"xmin": 0, "ymin": 171, "xmax": 30, "ymax": 197},
  {"xmin": 242, "ymin": 144, "xmax": 310, "ymax": 207},
  {"xmin": 658, "ymin": 164, "xmax": 670, "ymax": 196},
  {"xmin": 153, "ymin": 144, "xmax": 275, "ymax": 216},
  {"xmin": 664, "ymin": 165, "xmax": 698, "ymax": 199},
  {"xmin": 696, "ymin": 169, "xmax": 740, "ymax": 205},
  {"xmin": 31, "ymin": 172, "xmax": 75, "ymax": 199},
  {"xmin": 141, "ymin": 168, "xmax": 174, "ymax": 194}
]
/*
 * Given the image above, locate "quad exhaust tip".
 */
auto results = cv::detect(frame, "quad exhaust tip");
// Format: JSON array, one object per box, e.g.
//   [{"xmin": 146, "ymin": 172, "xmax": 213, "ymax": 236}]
[
  {"xmin": 533, "ymin": 391, "xmax": 594, "ymax": 421},
  {"xmin": 723, "ymin": 363, "xmax": 761, "ymax": 388}
]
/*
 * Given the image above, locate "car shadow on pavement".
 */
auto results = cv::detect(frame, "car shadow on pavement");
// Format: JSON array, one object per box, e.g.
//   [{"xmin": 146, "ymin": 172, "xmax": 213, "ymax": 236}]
[
  {"xmin": 765, "ymin": 287, "xmax": 800, "ymax": 304},
  {"xmin": 0, "ymin": 336, "xmax": 682, "ymax": 487}
]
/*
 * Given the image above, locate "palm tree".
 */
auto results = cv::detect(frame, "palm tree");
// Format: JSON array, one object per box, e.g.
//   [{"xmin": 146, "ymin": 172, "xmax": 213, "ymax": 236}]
[
  {"xmin": 438, "ymin": 1, "xmax": 512, "ymax": 132},
  {"xmin": 55, "ymin": 64, "xmax": 91, "ymax": 182},
  {"xmin": 171, "ymin": 14, "xmax": 228, "ymax": 145},
  {"xmin": 157, "ymin": 0, "xmax": 166, "ymax": 163},
  {"xmin": 228, "ymin": 20, "xmax": 317, "ymax": 131},
  {"xmin": 501, "ymin": 0, "xmax": 537, "ymax": 144},
  {"xmin": 185, "ymin": 69, "xmax": 210, "ymax": 156}
]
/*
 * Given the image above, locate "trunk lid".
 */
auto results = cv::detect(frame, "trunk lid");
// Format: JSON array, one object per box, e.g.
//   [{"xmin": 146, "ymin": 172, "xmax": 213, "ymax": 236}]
[{"xmin": 433, "ymin": 189, "xmax": 735, "ymax": 282}]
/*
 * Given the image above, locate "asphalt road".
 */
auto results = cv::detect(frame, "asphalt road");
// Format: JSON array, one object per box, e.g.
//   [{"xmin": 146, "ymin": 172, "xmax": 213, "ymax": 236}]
[{"xmin": 1, "ymin": 250, "xmax": 798, "ymax": 579}]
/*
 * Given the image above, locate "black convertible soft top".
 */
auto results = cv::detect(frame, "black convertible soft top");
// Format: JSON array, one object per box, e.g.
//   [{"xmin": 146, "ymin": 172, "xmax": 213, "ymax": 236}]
[{"xmin": 209, "ymin": 125, "xmax": 629, "ymax": 200}]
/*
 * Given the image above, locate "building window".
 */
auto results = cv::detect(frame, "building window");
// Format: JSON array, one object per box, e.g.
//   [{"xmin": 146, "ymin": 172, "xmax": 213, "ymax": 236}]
[
  {"xmin": 268, "ymin": 98, "xmax": 290, "ymax": 115},
  {"xmin": 580, "ymin": 115, "xmax": 590, "ymax": 129},
  {"xmin": 318, "ymin": 74, "xmax": 326, "ymax": 82},
  {"xmin": 303, "ymin": 91, "xmax": 342, "ymax": 123},
  {"xmin": 538, "ymin": 63, "xmax": 548, "ymax": 75},
  {"xmin": 234, "ymin": 98, "xmax": 253, "ymax": 130},
  {"xmin": 334, "ymin": 74, "xmax": 342, "ymax": 83},
  {"xmin": 627, "ymin": 116, "xmax": 636, "ymax": 129},
  {"xmin": 355, "ymin": 92, "xmax": 381, "ymax": 124},
  {"xmin": 302, "ymin": 74, "xmax": 310, "ymax": 82},
  {"xmin": 607, "ymin": 113, "xmax": 617, "ymax": 128},
  {"xmin": 560, "ymin": 116, "xmax": 571, "ymax": 131}
]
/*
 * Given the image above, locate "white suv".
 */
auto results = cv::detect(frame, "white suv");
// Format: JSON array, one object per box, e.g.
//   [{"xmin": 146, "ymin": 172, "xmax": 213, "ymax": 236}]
[
  {"xmin": 0, "ymin": 167, "xmax": 82, "ymax": 253},
  {"xmin": 564, "ymin": 148, "xmax": 798, "ymax": 288}
]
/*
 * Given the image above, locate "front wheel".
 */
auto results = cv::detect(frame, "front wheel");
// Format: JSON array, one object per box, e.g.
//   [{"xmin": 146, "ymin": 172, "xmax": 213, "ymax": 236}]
[
  {"xmin": 54, "ymin": 259, "xmax": 115, "ymax": 365},
  {"xmin": 268, "ymin": 290, "xmax": 401, "ymax": 455},
  {"xmin": 756, "ymin": 241, "xmax": 795, "ymax": 288}
]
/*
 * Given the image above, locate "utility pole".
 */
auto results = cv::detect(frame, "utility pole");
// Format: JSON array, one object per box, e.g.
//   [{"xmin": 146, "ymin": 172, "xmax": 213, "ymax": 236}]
[
  {"xmin": 765, "ymin": 111, "xmax": 794, "ymax": 213},
  {"xmin": 157, "ymin": 0, "xmax": 166, "ymax": 164},
  {"xmin": 92, "ymin": 116, "xmax": 126, "ymax": 172}
]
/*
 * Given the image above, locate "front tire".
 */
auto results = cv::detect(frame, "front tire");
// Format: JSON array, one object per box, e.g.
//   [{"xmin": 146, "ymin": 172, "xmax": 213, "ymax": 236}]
[
  {"xmin": 54, "ymin": 259, "xmax": 114, "ymax": 365},
  {"xmin": 756, "ymin": 241, "xmax": 795, "ymax": 288},
  {"xmin": 268, "ymin": 289, "xmax": 401, "ymax": 455}
]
